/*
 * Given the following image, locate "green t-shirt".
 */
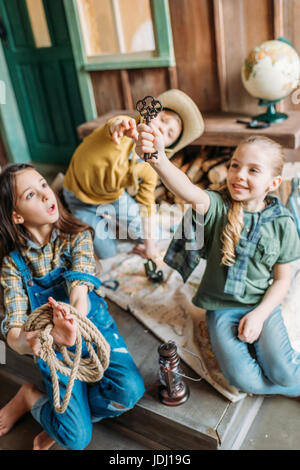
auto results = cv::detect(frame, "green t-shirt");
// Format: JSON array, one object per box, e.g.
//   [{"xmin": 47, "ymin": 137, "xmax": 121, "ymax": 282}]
[{"xmin": 192, "ymin": 190, "xmax": 300, "ymax": 310}]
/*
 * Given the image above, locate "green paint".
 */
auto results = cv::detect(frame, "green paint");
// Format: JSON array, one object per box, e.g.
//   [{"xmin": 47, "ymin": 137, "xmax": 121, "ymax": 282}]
[
  {"xmin": 0, "ymin": 0, "xmax": 85, "ymax": 164},
  {"xmin": 84, "ymin": 56, "xmax": 175, "ymax": 72},
  {"xmin": 63, "ymin": 0, "xmax": 97, "ymax": 121},
  {"xmin": 69, "ymin": 0, "xmax": 175, "ymax": 71},
  {"xmin": 0, "ymin": 41, "xmax": 31, "ymax": 163}
]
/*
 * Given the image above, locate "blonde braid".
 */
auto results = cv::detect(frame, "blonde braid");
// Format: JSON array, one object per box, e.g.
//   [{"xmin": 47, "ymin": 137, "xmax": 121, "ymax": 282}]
[
  {"xmin": 212, "ymin": 184, "xmax": 244, "ymax": 266},
  {"xmin": 215, "ymin": 136, "xmax": 285, "ymax": 266}
]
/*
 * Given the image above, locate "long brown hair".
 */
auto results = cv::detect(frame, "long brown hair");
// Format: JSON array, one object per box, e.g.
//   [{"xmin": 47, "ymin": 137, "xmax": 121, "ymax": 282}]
[
  {"xmin": 215, "ymin": 136, "xmax": 285, "ymax": 266},
  {"xmin": 0, "ymin": 163, "xmax": 93, "ymax": 262}
]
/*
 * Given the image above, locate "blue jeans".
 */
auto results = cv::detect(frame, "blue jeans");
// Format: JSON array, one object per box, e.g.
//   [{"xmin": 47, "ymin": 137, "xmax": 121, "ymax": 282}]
[
  {"xmin": 9, "ymin": 249, "xmax": 145, "ymax": 450},
  {"xmin": 33, "ymin": 315, "xmax": 145, "ymax": 450},
  {"xmin": 206, "ymin": 305, "xmax": 300, "ymax": 396},
  {"xmin": 63, "ymin": 188, "xmax": 143, "ymax": 259}
]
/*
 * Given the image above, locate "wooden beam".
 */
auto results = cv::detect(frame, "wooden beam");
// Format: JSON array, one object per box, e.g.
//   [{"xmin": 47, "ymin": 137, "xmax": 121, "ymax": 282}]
[
  {"xmin": 167, "ymin": 66, "xmax": 178, "ymax": 89},
  {"xmin": 120, "ymin": 69, "xmax": 133, "ymax": 110},
  {"xmin": 192, "ymin": 111, "xmax": 300, "ymax": 149},
  {"xmin": 213, "ymin": 0, "xmax": 228, "ymax": 111},
  {"xmin": 273, "ymin": 0, "xmax": 285, "ymax": 38},
  {"xmin": 273, "ymin": 0, "xmax": 285, "ymax": 112}
]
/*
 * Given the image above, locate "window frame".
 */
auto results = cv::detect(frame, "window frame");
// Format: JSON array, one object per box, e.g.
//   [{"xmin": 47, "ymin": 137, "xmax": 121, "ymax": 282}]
[{"xmin": 69, "ymin": 0, "xmax": 175, "ymax": 71}]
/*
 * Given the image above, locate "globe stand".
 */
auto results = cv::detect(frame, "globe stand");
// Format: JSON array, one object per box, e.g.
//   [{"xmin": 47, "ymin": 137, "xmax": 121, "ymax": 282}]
[{"xmin": 253, "ymin": 98, "xmax": 288, "ymax": 123}]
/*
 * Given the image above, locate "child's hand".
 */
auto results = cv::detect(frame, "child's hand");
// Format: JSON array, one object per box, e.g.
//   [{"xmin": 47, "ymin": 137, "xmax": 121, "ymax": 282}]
[
  {"xmin": 48, "ymin": 297, "xmax": 76, "ymax": 347},
  {"xmin": 238, "ymin": 309, "xmax": 264, "ymax": 344},
  {"xmin": 21, "ymin": 327, "xmax": 42, "ymax": 356},
  {"xmin": 48, "ymin": 296, "xmax": 71, "ymax": 320},
  {"xmin": 136, "ymin": 123, "xmax": 166, "ymax": 164},
  {"xmin": 110, "ymin": 118, "xmax": 138, "ymax": 145}
]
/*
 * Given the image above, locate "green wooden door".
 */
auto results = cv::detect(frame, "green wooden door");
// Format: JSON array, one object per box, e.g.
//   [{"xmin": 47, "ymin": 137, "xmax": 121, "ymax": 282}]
[{"xmin": 0, "ymin": 0, "xmax": 85, "ymax": 164}]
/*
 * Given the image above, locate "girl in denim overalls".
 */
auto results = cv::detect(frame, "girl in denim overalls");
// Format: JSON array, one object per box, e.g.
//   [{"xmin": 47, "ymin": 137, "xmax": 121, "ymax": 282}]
[
  {"xmin": 136, "ymin": 127, "xmax": 300, "ymax": 397},
  {"xmin": 0, "ymin": 164, "xmax": 145, "ymax": 450}
]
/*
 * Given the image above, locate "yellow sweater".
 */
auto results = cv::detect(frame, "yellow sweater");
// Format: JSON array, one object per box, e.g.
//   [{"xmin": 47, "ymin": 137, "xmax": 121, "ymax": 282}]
[{"xmin": 63, "ymin": 116, "xmax": 157, "ymax": 217}]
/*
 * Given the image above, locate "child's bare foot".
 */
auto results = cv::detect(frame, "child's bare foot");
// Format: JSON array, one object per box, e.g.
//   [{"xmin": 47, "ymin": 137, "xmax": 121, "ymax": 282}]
[
  {"xmin": 33, "ymin": 430, "xmax": 55, "ymax": 450},
  {"xmin": 131, "ymin": 243, "xmax": 160, "ymax": 260},
  {"xmin": 131, "ymin": 243, "xmax": 147, "ymax": 257},
  {"xmin": 48, "ymin": 297, "xmax": 77, "ymax": 347},
  {"xmin": 0, "ymin": 383, "xmax": 43, "ymax": 436}
]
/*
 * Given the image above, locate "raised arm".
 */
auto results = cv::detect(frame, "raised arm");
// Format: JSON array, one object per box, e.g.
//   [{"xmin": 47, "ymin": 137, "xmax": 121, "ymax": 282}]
[{"xmin": 136, "ymin": 123, "xmax": 210, "ymax": 214}]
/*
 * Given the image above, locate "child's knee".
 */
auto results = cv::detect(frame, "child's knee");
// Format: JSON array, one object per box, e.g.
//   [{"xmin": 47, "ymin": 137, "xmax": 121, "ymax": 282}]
[
  {"xmin": 266, "ymin": 363, "xmax": 300, "ymax": 388},
  {"xmin": 114, "ymin": 369, "xmax": 145, "ymax": 410},
  {"xmin": 106, "ymin": 364, "xmax": 145, "ymax": 412},
  {"xmin": 57, "ymin": 420, "xmax": 93, "ymax": 450}
]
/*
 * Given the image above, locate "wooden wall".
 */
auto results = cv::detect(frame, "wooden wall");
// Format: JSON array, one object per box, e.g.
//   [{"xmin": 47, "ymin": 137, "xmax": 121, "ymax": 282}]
[
  {"xmin": 90, "ymin": 0, "xmax": 300, "ymax": 118},
  {"xmin": 0, "ymin": 134, "xmax": 7, "ymax": 166}
]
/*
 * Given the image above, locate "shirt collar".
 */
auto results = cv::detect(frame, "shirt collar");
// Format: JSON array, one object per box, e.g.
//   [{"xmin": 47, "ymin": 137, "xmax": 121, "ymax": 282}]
[{"xmin": 26, "ymin": 228, "xmax": 60, "ymax": 250}]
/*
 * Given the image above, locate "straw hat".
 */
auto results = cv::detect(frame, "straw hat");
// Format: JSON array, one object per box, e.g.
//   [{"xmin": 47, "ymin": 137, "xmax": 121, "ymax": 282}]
[{"xmin": 157, "ymin": 89, "xmax": 205, "ymax": 158}]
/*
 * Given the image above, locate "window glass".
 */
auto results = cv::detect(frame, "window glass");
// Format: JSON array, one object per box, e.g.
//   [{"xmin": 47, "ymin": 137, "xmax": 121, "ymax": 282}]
[
  {"xmin": 76, "ymin": 0, "xmax": 155, "ymax": 58},
  {"xmin": 25, "ymin": 0, "xmax": 52, "ymax": 48}
]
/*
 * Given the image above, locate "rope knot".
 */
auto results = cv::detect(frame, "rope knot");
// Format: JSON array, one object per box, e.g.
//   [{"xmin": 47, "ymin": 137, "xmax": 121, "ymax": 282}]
[{"xmin": 25, "ymin": 302, "xmax": 110, "ymax": 414}]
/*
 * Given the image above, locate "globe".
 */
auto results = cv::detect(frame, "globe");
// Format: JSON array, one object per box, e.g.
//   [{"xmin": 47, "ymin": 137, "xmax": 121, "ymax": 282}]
[{"xmin": 241, "ymin": 38, "xmax": 300, "ymax": 122}]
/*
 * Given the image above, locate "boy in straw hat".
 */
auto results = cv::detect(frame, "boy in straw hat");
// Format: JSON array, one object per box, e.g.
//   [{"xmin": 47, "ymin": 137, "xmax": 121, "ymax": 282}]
[{"xmin": 63, "ymin": 89, "xmax": 204, "ymax": 260}]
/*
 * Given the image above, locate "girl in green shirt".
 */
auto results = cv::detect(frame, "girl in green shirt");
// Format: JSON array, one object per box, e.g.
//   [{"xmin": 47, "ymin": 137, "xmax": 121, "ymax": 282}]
[{"xmin": 136, "ymin": 127, "xmax": 300, "ymax": 396}]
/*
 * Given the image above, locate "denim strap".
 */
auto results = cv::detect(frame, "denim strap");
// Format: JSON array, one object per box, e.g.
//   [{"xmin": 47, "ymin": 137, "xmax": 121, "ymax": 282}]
[{"xmin": 10, "ymin": 250, "xmax": 32, "ymax": 282}]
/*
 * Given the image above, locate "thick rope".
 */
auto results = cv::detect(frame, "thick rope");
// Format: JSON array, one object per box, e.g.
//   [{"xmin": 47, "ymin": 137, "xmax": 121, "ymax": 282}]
[{"xmin": 25, "ymin": 302, "xmax": 111, "ymax": 414}]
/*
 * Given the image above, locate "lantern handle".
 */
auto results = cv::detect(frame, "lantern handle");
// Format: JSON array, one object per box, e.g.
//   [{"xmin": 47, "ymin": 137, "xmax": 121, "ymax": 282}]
[{"xmin": 173, "ymin": 346, "xmax": 204, "ymax": 382}]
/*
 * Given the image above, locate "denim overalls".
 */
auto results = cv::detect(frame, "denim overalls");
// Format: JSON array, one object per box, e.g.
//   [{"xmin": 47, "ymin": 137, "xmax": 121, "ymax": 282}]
[{"xmin": 9, "ymin": 248, "xmax": 145, "ymax": 450}]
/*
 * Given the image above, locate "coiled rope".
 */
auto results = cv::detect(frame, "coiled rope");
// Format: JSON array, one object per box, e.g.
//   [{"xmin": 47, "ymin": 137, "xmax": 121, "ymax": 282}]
[{"xmin": 25, "ymin": 302, "xmax": 111, "ymax": 414}]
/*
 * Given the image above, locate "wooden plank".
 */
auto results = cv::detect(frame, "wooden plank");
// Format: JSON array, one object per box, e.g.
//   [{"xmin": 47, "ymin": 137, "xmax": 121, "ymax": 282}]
[
  {"xmin": 193, "ymin": 111, "xmax": 300, "ymax": 149},
  {"xmin": 168, "ymin": 0, "xmax": 220, "ymax": 112},
  {"xmin": 273, "ymin": 0, "xmax": 285, "ymax": 113},
  {"xmin": 120, "ymin": 70, "xmax": 133, "ymax": 110},
  {"xmin": 90, "ymin": 70, "xmax": 124, "ymax": 115},
  {"xmin": 0, "ymin": 133, "xmax": 8, "ymax": 166},
  {"xmin": 167, "ymin": 66, "xmax": 178, "ymax": 89},
  {"xmin": 214, "ymin": 0, "xmax": 273, "ymax": 115},
  {"xmin": 217, "ymin": 395, "xmax": 264, "ymax": 449},
  {"xmin": 273, "ymin": 0, "xmax": 285, "ymax": 40},
  {"xmin": 129, "ymin": 68, "xmax": 168, "ymax": 107},
  {"xmin": 275, "ymin": 0, "xmax": 300, "ymax": 112},
  {"xmin": 213, "ymin": 0, "xmax": 228, "ymax": 111},
  {"xmin": 1, "ymin": 299, "xmax": 263, "ymax": 450}
]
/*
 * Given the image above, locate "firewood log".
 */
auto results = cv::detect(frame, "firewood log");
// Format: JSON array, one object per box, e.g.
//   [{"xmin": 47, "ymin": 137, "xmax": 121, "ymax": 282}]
[
  {"xmin": 208, "ymin": 162, "xmax": 228, "ymax": 184},
  {"xmin": 202, "ymin": 155, "xmax": 230, "ymax": 173},
  {"xmin": 170, "ymin": 152, "xmax": 184, "ymax": 168},
  {"xmin": 181, "ymin": 161, "xmax": 192, "ymax": 174},
  {"xmin": 154, "ymin": 185, "xmax": 167, "ymax": 200},
  {"xmin": 173, "ymin": 195, "xmax": 187, "ymax": 209},
  {"xmin": 192, "ymin": 169, "xmax": 204, "ymax": 184},
  {"xmin": 186, "ymin": 148, "xmax": 208, "ymax": 182}
]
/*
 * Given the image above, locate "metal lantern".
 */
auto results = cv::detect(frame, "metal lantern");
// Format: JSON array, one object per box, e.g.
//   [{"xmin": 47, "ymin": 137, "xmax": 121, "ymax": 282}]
[{"xmin": 158, "ymin": 340, "xmax": 190, "ymax": 406}]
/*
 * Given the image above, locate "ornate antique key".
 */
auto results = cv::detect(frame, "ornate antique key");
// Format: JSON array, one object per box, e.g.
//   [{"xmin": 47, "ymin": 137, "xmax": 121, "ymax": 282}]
[{"xmin": 136, "ymin": 95, "xmax": 163, "ymax": 161}]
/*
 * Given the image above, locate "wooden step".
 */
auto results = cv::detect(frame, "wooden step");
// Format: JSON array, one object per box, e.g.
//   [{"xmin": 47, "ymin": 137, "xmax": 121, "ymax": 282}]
[{"xmin": 0, "ymin": 299, "xmax": 263, "ymax": 450}]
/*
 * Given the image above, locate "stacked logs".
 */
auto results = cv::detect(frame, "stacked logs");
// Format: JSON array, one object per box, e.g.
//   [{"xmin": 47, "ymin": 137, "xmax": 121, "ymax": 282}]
[{"xmin": 154, "ymin": 146, "xmax": 234, "ymax": 204}]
